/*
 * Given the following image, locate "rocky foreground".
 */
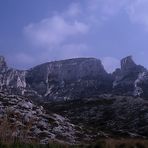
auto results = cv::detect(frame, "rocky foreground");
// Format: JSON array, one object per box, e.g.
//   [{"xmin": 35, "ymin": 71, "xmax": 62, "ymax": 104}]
[
  {"xmin": 0, "ymin": 92, "xmax": 80, "ymax": 144},
  {"xmin": 1, "ymin": 92, "xmax": 148, "ymax": 146}
]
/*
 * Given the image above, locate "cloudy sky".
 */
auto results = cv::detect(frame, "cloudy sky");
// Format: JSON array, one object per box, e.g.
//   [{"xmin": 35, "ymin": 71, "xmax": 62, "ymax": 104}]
[{"xmin": 1, "ymin": 0, "xmax": 148, "ymax": 72}]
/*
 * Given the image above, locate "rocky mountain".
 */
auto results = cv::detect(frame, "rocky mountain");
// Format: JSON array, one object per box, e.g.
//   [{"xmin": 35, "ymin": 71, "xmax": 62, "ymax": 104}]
[
  {"xmin": 26, "ymin": 58, "xmax": 113, "ymax": 101},
  {"xmin": 1, "ymin": 55, "xmax": 148, "ymax": 100},
  {"xmin": 113, "ymin": 56, "xmax": 147, "ymax": 97},
  {"xmin": 1, "ymin": 55, "xmax": 148, "ymax": 144},
  {"xmin": 0, "ymin": 56, "xmax": 114, "ymax": 101}
]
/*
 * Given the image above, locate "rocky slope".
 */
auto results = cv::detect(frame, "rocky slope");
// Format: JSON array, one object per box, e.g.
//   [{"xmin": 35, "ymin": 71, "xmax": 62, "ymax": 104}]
[
  {"xmin": 0, "ymin": 92, "xmax": 80, "ymax": 144},
  {"xmin": 46, "ymin": 94, "xmax": 148, "ymax": 139}
]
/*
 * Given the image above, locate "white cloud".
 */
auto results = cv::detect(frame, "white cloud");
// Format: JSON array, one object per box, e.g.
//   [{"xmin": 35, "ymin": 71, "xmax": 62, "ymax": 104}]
[
  {"xmin": 23, "ymin": 0, "xmax": 148, "ymax": 68},
  {"xmin": 24, "ymin": 0, "xmax": 148, "ymax": 48},
  {"xmin": 127, "ymin": 0, "xmax": 148, "ymax": 30},
  {"xmin": 65, "ymin": 3, "xmax": 81, "ymax": 17},
  {"xmin": 102, "ymin": 57, "xmax": 120, "ymax": 73},
  {"xmin": 24, "ymin": 4, "xmax": 89, "ymax": 48},
  {"xmin": 87, "ymin": 0, "xmax": 148, "ymax": 30},
  {"xmin": 87, "ymin": 0, "xmax": 129, "ymax": 20},
  {"xmin": 91, "ymin": 0, "xmax": 148, "ymax": 31},
  {"xmin": 24, "ymin": 0, "xmax": 126, "ymax": 51}
]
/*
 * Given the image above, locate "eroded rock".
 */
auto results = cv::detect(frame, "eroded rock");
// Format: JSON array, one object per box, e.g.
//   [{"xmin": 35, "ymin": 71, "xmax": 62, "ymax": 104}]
[{"xmin": 0, "ymin": 93, "xmax": 78, "ymax": 144}]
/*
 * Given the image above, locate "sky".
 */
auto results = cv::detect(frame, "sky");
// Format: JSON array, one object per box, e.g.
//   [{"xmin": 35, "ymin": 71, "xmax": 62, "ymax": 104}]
[{"xmin": 1, "ymin": 0, "xmax": 148, "ymax": 72}]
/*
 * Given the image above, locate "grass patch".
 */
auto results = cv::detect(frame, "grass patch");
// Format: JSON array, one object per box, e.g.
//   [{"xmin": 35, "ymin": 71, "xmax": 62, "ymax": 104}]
[
  {"xmin": 87, "ymin": 139, "xmax": 148, "ymax": 148},
  {"xmin": 0, "ymin": 142, "xmax": 69, "ymax": 148},
  {"xmin": 1, "ymin": 139, "xmax": 148, "ymax": 148}
]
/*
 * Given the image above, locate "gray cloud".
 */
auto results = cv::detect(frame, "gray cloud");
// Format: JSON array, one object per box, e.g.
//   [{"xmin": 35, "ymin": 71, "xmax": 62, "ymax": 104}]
[
  {"xmin": 127, "ymin": 0, "xmax": 148, "ymax": 30},
  {"xmin": 21, "ymin": 0, "xmax": 148, "ymax": 72},
  {"xmin": 24, "ymin": 3, "xmax": 89, "ymax": 48}
]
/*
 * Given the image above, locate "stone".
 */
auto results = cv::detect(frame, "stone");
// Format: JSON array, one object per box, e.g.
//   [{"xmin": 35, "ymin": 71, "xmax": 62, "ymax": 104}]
[{"xmin": 0, "ymin": 93, "xmax": 78, "ymax": 144}]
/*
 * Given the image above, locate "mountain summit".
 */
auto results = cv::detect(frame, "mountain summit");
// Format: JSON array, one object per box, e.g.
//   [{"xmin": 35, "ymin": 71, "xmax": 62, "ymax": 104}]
[{"xmin": 121, "ymin": 56, "xmax": 137, "ymax": 71}]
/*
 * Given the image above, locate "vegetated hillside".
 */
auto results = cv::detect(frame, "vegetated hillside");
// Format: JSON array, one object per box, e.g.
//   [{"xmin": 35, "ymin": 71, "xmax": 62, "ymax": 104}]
[{"xmin": 45, "ymin": 94, "xmax": 148, "ymax": 139}]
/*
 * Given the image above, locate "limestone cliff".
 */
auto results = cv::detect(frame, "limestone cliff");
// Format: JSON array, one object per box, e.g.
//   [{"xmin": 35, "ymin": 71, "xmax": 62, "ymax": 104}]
[
  {"xmin": 113, "ymin": 56, "xmax": 147, "ymax": 96},
  {"xmin": 1, "ymin": 55, "xmax": 148, "ymax": 100},
  {"xmin": 26, "ymin": 58, "xmax": 113, "ymax": 100},
  {"xmin": 0, "ymin": 57, "xmax": 113, "ymax": 101}
]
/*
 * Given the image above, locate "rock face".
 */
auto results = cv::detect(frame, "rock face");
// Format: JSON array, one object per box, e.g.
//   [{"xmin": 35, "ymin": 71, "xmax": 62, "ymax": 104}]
[
  {"xmin": 0, "ymin": 57, "xmax": 113, "ymax": 101},
  {"xmin": 0, "ymin": 92, "xmax": 79, "ymax": 144},
  {"xmin": 1, "ymin": 55, "xmax": 148, "ymax": 100},
  {"xmin": 113, "ymin": 56, "xmax": 147, "ymax": 97},
  {"xmin": 121, "ymin": 56, "xmax": 137, "ymax": 72},
  {"xmin": 0, "ymin": 56, "xmax": 26, "ymax": 95},
  {"xmin": 134, "ymin": 71, "xmax": 148, "ymax": 97},
  {"xmin": 26, "ymin": 58, "xmax": 113, "ymax": 101}
]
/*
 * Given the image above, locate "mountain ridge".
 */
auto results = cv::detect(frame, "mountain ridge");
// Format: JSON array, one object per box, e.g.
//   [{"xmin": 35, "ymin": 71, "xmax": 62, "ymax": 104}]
[
  {"xmin": 0, "ymin": 55, "xmax": 148, "ymax": 100},
  {"xmin": 1, "ymin": 55, "xmax": 148, "ymax": 144}
]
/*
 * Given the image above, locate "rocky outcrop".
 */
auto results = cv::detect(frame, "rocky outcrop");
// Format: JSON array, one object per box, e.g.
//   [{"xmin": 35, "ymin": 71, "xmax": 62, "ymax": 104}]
[
  {"xmin": 134, "ymin": 71, "xmax": 148, "ymax": 97},
  {"xmin": 0, "ymin": 56, "xmax": 27, "ymax": 95},
  {"xmin": 121, "ymin": 56, "xmax": 137, "ymax": 72},
  {"xmin": 1, "ymin": 55, "xmax": 148, "ymax": 100},
  {"xmin": 0, "ymin": 92, "xmax": 79, "ymax": 144},
  {"xmin": 26, "ymin": 58, "xmax": 113, "ymax": 101},
  {"xmin": 113, "ymin": 56, "xmax": 146, "ymax": 96},
  {"xmin": 0, "ymin": 57, "xmax": 113, "ymax": 101}
]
